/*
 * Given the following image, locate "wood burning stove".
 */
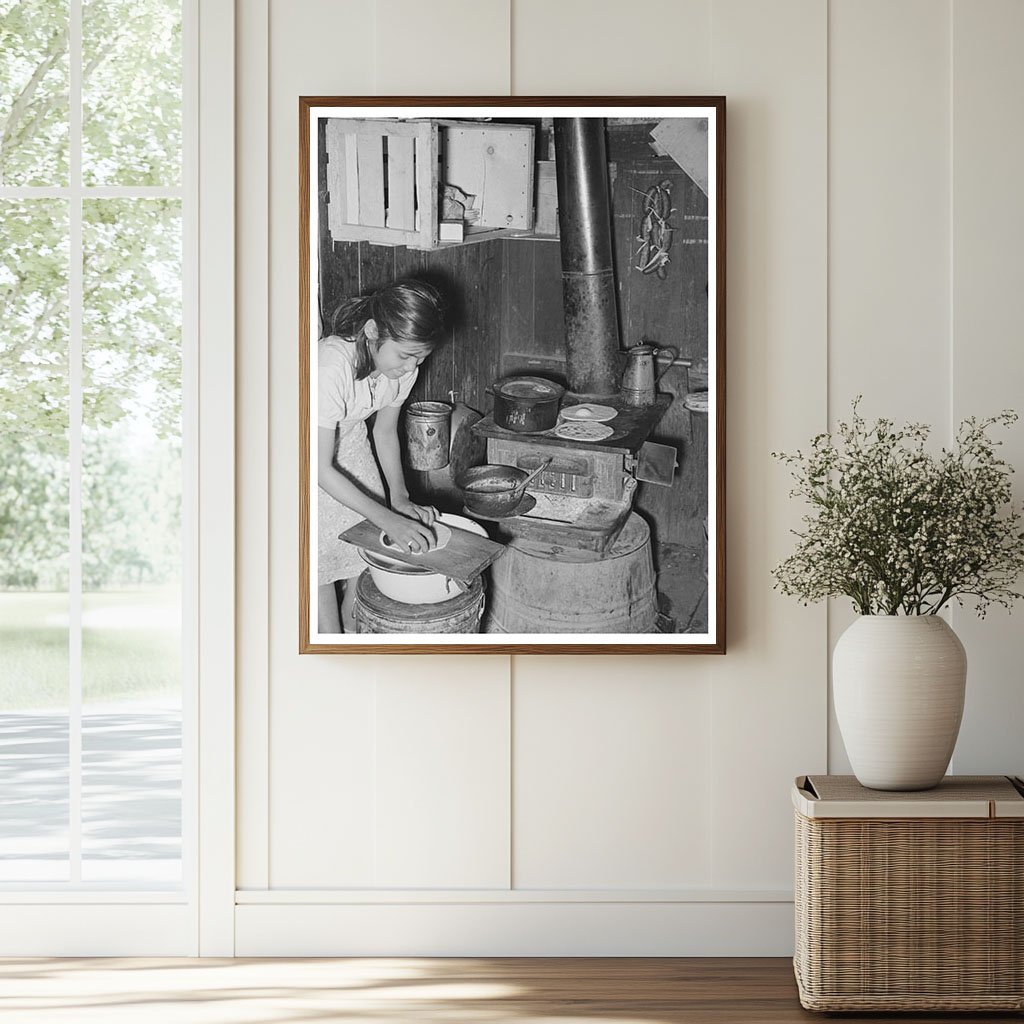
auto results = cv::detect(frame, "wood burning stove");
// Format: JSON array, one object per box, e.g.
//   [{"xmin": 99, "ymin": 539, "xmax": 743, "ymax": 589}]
[{"xmin": 469, "ymin": 394, "xmax": 676, "ymax": 558}]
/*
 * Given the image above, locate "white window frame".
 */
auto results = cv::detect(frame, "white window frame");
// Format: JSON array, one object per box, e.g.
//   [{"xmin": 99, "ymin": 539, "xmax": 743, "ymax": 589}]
[{"xmin": 0, "ymin": 0, "xmax": 235, "ymax": 956}]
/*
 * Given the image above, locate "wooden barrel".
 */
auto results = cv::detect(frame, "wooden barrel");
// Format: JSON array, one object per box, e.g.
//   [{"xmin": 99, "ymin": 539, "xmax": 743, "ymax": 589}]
[
  {"xmin": 355, "ymin": 571, "xmax": 485, "ymax": 634},
  {"xmin": 484, "ymin": 513, "xmax": 658, "ymax": 634}
]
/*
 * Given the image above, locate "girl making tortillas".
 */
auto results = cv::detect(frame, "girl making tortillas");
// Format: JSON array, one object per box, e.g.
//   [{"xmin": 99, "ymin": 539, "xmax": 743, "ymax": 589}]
[{"xmin": 318, "ymin": 278, "xmax": 446, "ymax": 633}]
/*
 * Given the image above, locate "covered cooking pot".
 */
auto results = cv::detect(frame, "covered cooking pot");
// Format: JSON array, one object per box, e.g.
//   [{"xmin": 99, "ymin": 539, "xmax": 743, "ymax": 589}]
[{"xmin": 491, "ymin": 376, "xmax": 565, "ymax": 433}]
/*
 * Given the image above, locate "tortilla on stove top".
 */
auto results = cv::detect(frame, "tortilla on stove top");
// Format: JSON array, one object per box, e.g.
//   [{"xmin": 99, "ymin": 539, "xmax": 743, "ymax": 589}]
[
  {"xmin": 553, "ymin": 421, "xmax": 615, "ymax": 442},
  {"xmin": 560, "ymin": 403, "xmax": 618, "ymax": 423}
]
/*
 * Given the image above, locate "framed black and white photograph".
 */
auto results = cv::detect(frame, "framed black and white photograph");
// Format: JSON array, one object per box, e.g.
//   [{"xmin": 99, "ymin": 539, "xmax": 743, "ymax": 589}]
[{"xmin": 299, "ymin": 97, "xmax": 725, "ymax": 654}]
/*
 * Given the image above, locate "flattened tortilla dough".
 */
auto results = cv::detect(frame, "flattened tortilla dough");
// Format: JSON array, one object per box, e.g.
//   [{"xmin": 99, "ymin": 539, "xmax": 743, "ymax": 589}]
[
  {"xmin": 380, "ymin": 521, "xmax": 451, "ymax": 554},
  {"xmin": 428, "ymin": 522, "xmax": 452, "ymax": 551}
]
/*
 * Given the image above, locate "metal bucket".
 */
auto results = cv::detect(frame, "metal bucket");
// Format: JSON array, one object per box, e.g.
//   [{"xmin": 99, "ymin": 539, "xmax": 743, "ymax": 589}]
[{"xmin": 405, "ymin": 401, "xmax": 452, "ymax": 470}]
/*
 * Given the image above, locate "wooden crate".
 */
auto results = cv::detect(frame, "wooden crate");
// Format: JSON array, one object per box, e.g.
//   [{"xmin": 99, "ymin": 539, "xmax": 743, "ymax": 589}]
[
  {"xmin": 793, "ymin": 775, "xmax": 1024, "ymax": 1012},
  {"xmin": 323, "ymin": 118, "xmax": 535, "ymax": 251},
  {"xmin": 324, "ymin": 118, "xmax": 438, "ymax": 250}
]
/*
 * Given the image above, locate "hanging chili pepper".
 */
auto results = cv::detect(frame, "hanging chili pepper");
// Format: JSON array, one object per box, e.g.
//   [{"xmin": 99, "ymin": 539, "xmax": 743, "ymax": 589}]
[{"xmin": 632, "ymin": 180, "xmax": 675, "ymax": 279}]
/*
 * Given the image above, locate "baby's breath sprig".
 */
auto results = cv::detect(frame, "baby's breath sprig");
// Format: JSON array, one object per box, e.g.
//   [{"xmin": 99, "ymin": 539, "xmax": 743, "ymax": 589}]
[{"xmin": 772, "ymin": 398, "xmax": 1024, "ymax": 617}]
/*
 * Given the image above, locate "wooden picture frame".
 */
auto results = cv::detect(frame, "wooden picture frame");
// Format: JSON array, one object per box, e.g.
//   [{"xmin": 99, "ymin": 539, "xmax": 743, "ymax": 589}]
[{"xmin": 299, "ymin": 97, "xmax": 726, "ymax": 654}]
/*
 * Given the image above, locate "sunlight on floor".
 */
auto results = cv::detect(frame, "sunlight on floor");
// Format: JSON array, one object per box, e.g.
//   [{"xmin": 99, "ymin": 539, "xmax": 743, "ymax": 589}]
[{"xmin": 0, "ymin": 958, "xmax": 672, "ymax": 1024}]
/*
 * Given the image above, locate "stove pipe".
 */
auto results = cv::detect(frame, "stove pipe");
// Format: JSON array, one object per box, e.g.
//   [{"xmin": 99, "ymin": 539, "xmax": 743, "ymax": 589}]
[{"xmin": 554, "ymin": 118, "xmax": 621, "ymax": 397}]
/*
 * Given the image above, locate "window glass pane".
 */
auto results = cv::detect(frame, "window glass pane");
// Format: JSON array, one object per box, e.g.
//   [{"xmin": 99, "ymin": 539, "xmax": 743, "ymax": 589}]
[
  {"xmin": 0, "ymin": 0, "xmax": 70, "ymax": 186},
  {"xmin": 81, "ymin": 198, "xmax": 181, "ymax": 883},
  {"xmin": 0, "ymin": 199, "xmax": 70, "ymax": 881},
  {"xmin": 82, "ymin": 0, "xmax": 181, "ymax": 187},
  {"xmin": 81, "ymin": 684, "xmax": 181, "ymax": 882}
]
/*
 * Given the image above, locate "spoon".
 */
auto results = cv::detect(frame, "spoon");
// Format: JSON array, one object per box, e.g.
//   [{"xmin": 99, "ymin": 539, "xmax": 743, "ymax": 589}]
[{"xmin": 515, "ymin": 457, "xmax": 553, "ymax": 496}]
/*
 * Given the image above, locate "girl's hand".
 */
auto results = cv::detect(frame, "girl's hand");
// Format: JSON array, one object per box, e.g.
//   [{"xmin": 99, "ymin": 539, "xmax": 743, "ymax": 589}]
[
  {"xmin": 380, "ymin": 510, "xmax": 437, "ymax": 554},
  {"xmin": 392, "ymin": 498, "xmax": 438, "ymax": 528}
]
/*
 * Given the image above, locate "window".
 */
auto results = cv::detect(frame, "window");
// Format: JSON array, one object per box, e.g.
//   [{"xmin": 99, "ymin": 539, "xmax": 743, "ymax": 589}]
[{"xmin": 0, "ymin": 0, "xmax": 193, "ymax": 890}]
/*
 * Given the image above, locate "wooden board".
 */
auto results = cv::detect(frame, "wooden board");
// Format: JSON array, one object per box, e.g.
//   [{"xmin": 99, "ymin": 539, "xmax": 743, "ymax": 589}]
[
  {"xmin": 356, "ymin": 132, "xmax": 386, "ymax": 227},
  {"xmin": 340, "ymin": 519, "xmax": 506, "ymax": 583},
  {"xmin": 324, "ymin": 119, "xmax": 349, "ymax": 233},
  {"xmin": 357, "ymin": 240, "xmax": 395, "ymax": 292},
  {"xmin": 535, "ymin": 159, "xmax": 559, "ymax": 236},
  {"xmin": 386, "ymin": 134, "xmax": 415, "ymax": 230},
  {"xmin": 413, "ymin": 127, "xmax": 439, "ymax": 249},
  {"xmin": 344, "ymin": 131, "xmax": 359, "ymax": 225}
]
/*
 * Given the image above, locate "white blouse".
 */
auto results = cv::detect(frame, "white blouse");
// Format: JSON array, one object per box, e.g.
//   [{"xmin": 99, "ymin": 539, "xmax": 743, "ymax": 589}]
[{"xmin": 317, "ymin": 335, "xmax": 419, "ymax": 432}]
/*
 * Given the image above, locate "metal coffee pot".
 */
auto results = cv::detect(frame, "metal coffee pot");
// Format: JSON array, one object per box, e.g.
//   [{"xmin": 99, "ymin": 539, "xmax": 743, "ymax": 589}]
[{"xmin": 620, "ymin": 343, "xmax": 679, "ymax": 407}]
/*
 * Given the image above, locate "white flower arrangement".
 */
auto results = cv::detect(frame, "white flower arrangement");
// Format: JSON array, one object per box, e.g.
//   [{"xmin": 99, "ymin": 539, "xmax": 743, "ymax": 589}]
[{"xmin": 772, "ymin": 399, "xmax": 1024, "ymax": 616}]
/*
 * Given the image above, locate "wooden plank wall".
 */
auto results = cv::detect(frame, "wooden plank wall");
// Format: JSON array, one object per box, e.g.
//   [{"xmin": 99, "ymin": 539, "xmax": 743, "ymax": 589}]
[
  {"xmin": 318, "ymin": 236, "xmax": 505, "ymax": 417},
  {"xmin": 607, "ymin": 123, "xmax": 710, "ymax": 554},
  {"xmin": 499, "ymin": 238, "xmax": 565, "ymax": 380},
  {"xmin": 607, "ymin": 123, "xmax": 709, "ymax": 372}
]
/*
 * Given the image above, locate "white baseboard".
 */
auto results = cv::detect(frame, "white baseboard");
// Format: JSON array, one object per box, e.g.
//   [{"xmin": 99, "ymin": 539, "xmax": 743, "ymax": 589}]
[
  {"xmin": 0, "ymin": 904, "xmax": 195, "ymax": 956},
  {"xmin": 235, "ymin": 898, "xmax": 795, "ymax": 956}
]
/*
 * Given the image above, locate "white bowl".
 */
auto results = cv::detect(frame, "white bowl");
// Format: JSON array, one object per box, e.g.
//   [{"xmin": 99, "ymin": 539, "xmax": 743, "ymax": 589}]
[
  {"xmin": 361, "ymin": 512, "xmax": 488, "ymax": 604},
  {"xmin": 367, "ymin": 567, "xmax": 467, "ymax": 604}
]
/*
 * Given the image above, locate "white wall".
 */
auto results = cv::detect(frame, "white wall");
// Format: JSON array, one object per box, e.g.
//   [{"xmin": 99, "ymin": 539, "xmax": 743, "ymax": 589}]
[{"xmin": 234, "ymin": 0, "xmax": 1024, "ymax": 955}]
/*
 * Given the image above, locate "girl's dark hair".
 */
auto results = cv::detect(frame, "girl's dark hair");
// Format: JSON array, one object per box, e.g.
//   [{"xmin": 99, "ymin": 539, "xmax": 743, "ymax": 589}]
[{"xmin": 328, "ymin": 278, "xmax": 446, "ymax": 380}]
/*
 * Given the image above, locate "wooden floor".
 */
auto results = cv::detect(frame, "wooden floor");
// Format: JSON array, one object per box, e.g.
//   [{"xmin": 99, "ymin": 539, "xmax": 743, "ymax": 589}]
[{"xmin": 0, "ymin": 957, "xmax": 1020, "ymax": 1023}]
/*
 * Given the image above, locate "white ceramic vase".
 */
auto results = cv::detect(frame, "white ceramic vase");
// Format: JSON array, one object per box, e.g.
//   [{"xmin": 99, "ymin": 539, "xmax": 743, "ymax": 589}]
[{"xmin": 833, "ymin": 615, "xmax": 967, "ymax": 791}]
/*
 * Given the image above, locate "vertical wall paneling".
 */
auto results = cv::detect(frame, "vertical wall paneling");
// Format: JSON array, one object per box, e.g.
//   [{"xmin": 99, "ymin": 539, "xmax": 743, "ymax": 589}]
[
  {"xmin": 270, "ymin": 669, "xmax": 380, "ymax": 887},
  {"xmin": 708, "ymin": 0, "xmax": 828, "ymax": 888},
  {"xmin": 511, "ymin": 0, "xmax": 712, "ymax": 95},
  {"xmin": 949, "ymin": 0, "xmax": 1024, "ymax": 777},
  {"xmin": 499, "ymin": 238, "xmax": 565, "ymax": 379},
  {"xmin": 513, "ymin": 658, "xmax": 713, "ymax": 889},
  {"xmin": 500, "ymin": 239, "xmax": 535, "ymax": 364},
  {"xmin": 374, "ymin": 658, "xmax": 511, "ymax": 888},
  {"xmin": 531, "ymin": 244, "xmax": 565, "ymax": 360},
  {"xmin": 266, "ymin": 0, "xmax": 379, "ymax": 887},
  {"xmin": 374, "ymin": 0, "xmax": 512, "ymax": 95},
  {"xmin": 392, "ymin": 243, "xmax": 449, "ymax": 408},
  {"xmin": 320, "ymin": 240, "xmax": 361, "ymax": 336},
  {"xmin": 827, "ymin": 0, "xmax": 951, "ymax": 773},
  {"xmin": 356, "ymin": 240, "xmax": 395, "ymax": 294},
  {"xmin": 828, "ymin": 0, "xmax": 951, "ymax": 427},
  {"xmin": 236, "ymin": 0, "xmax": 270, "ymax": 891},
  {"xmin": 479, "ymin": 244, "xmax": 505, "ymax": 411}
]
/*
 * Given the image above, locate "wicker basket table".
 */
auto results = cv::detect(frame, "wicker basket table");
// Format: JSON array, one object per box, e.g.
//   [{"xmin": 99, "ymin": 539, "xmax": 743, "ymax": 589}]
[{"xmin": 793, "ymin": 774, "xmax": 1024, "ymax": 1012}]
